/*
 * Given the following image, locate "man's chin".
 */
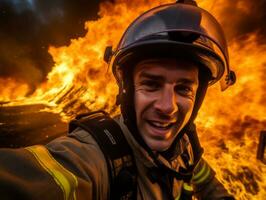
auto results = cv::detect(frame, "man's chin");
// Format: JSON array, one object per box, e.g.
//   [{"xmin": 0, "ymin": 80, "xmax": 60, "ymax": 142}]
[{"xmin": 145, "ymin": 139, "xmax": 172, "ymax": 152}]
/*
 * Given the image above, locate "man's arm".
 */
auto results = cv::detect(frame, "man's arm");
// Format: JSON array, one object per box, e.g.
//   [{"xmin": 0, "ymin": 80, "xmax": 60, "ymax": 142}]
[
  {"xmin": 0, "ymin": 128, "xmax": 109, "ymax": 200},
  {"xmin": 0, "ymin": 146, "xmax": 68, "ymax": 199}
]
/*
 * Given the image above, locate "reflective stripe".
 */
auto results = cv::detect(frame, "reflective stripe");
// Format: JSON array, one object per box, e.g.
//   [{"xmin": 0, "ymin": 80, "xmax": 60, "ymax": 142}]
[
  {"xmin": 26, "ymin": 145, "xmax": 78, "ymax": 200},
  {"xmin": 183, "ymin": 182, "xmax": 193, "ymax": 192},
  {"xmin": 193, "ymin": 164, "xmax": 211, "ymax": 185},
  {"xmin": 175, "ymin": 191, "xmax": 181, "ymax": 200},
  {"xmin": 193, "ymin": 161, "xmax": 207, "ymax": 180}
]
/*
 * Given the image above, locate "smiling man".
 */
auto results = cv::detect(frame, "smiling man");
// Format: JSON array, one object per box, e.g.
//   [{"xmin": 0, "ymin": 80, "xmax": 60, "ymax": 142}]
[{"xmin": 0, "ymin": 1, "xmax": 236, "ymax": 200}]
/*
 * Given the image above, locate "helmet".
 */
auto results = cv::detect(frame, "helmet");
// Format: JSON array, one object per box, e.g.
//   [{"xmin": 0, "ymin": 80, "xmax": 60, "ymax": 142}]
[{"xmin": 105, "ymin": 0, "xmax": 236, "ymax": 91}]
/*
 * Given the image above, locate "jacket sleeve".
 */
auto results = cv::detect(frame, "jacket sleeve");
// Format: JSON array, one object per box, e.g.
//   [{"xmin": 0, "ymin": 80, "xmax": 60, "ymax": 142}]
[
  {"xmin": 0, "ymin": 128, "xmax": 109, "ymax": 200},
  {"xmin": 191, "ymin": 158, "xmax": 235, "ymax": 200}
]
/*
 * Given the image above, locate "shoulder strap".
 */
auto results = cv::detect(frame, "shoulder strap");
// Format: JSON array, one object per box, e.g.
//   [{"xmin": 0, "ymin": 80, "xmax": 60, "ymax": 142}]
[
  {"xmin": 69, "ymin": 111, "xmax": 136, "ymax": 200},
  {"xmin": 178, "ymin": 124, "xmax": 204, "ymax": 199},
  {"xmin": 183, "ymin": 123, "xmax": 204, "ymax": 169}
]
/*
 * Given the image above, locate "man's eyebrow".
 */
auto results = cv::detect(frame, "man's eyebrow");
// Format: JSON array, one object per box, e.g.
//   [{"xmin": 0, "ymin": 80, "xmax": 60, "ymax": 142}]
[
  {"xmin": 138, "ymin": 71, "xmax": 164, "ymax": 81},
  {"xmin": 177, "ymin": 78, "xmax": 198, "ymax": 85},
  {"xmin": 138, "ymin": 71, "xmax": 198, "ymax": 85}
]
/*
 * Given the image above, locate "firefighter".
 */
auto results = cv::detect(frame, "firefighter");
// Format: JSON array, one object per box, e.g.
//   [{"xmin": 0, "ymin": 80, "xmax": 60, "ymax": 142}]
[{"xmin": 0, "ymin": 1, "xmax": 236, "ymax": 199}]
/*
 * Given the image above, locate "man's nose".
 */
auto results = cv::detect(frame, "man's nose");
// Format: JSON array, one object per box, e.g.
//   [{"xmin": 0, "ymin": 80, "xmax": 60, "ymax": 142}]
[{"xmin": 154, "ymin": 86, "xmax": 178, "ymax": 115}]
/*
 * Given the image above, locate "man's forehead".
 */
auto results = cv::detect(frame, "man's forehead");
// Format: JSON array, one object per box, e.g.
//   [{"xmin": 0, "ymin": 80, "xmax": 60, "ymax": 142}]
[
  {"xmin": 134, "ymin": 58, "xmax": 199, "ymax": 74},
  {"xmin": 133, "ymin": 58, "xmax": 199, "ymax": 85}
]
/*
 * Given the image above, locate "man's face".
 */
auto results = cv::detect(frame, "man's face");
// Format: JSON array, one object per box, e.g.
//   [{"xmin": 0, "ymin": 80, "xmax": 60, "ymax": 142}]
[{"xmin": 133, "ymin": 58, "xmax": 199, "ymax": 152}]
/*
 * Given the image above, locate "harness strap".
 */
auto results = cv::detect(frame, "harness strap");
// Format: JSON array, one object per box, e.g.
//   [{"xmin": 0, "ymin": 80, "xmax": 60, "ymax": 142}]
[{"xmin": 69, "ymin": 111, "xmax": 136, "ymax": 200}]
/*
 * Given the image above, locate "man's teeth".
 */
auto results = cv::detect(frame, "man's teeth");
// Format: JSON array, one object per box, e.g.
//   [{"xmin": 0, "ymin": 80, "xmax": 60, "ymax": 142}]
[{"xmin": 150, "ymin": 121, "xmax": 173, "ymax": 128}]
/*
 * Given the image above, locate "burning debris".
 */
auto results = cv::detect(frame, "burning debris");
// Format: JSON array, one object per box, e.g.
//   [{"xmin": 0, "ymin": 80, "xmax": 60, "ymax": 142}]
[
  {"xmin": 0, "ymin": 0, "xmax": 266, "ymax": 199},
  {"xmin": 0, "ymin": 104, "xmax": 67, "ymax": 148}
]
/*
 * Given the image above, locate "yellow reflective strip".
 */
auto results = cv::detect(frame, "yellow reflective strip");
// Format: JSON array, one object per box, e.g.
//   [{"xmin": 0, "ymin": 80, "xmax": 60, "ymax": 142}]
[
  {"xmin": 26, "ymin": 145, "xmax": 78, "ymax": 200},
  {"xmin": 175, "ymin": 191, "xmax": 181, "ymax": 200},
  {"xmin": 192, "ymin": 161, "xmax": 207, "ymax": 180},
  {"xmin": 183, "ymin": 182, "xmax": 193, "ymax": 192},
  {"xmin": 193, "ymin": 166, "xmax": 211, "ymax": 184}
]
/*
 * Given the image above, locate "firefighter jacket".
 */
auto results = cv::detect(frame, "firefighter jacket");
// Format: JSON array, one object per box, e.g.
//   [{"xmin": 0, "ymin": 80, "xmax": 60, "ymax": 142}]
[{"xmin": 0, "ymin": 115, "xmax": 234, "ymax": 200}]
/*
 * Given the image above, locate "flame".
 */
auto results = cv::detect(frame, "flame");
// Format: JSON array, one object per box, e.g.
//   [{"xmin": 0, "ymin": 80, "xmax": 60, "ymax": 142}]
[
  {"xmin": 0, "ymin": 78, "xmax": 29, "ymax": 102},
  {"xmin": 196, "ymin": 33, "xmax": 266, "ymax": 199},
  {"xmin": 1, "ymin": 0, "xmax": 266, "ymax": 199}
]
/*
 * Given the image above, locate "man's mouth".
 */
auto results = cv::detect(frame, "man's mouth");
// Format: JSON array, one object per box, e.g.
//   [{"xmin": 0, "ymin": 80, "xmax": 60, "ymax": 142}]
[{"xmin": 147, "ymin": 120, "xmax": 175, "ymax": 130}]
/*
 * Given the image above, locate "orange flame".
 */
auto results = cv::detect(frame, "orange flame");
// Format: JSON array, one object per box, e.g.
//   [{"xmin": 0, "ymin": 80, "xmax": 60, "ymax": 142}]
[
  {"xmin": 1, "ymin": 0, "xmax": 266, "ymax": 199},
  {"xmin": 197, "ymin": 33, "xmax": 266, "ymax": 199},
  {"xmin": 0, "ymin": 78, "xmax": 29, "ymax": 102}
]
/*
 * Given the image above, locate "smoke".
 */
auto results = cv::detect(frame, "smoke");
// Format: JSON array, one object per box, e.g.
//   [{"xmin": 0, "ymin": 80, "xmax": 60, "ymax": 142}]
[
  {"xmin": 212, "ymin": 0, "xmax": 266, "ymax": 43},
  {"xmin": 0, "ymin": 0, "xmax": 101, "ymax": 92}
]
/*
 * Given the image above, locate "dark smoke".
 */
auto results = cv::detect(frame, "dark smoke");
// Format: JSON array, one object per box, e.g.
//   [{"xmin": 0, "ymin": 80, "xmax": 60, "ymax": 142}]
[
  {"xmin": 216, "ymin": 0, "xmax": 266, "ymax": 43},
  {"xmin": 0, "ymin": 0, "xmax": 101, "ymax": 92}
]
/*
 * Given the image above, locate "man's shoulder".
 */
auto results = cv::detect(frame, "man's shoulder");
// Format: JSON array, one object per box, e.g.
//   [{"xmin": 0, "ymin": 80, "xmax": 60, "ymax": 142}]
[
  {"xmin": 46, "ymin": 128, "xmax": 106, "ymax": 165},
  {"xmin": 69, "ymin": 127, "xmax": 100, "ymax": 145},
  {"xmin": 45, "ymin": 128, "xmax": 109, "ymax": 180},
  {"xmin": 47, "ymin": 113, "xmax": 131, "ymax": 169}
]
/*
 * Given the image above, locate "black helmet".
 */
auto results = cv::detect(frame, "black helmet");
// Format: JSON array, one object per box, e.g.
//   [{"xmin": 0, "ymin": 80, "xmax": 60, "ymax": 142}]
[{"xmin": 105, "ymin": 0, "xmax": 236, "ymax": 91}]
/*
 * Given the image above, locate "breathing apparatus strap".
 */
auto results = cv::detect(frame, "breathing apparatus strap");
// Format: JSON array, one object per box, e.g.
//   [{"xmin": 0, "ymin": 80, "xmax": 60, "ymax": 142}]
[
  {"xmin": 186, "ymin": 123, "xmax": 204, "ymax": 167},
  {"xmin": 69, "ymin": 111, "xmax": 136, "ymax": 200}
]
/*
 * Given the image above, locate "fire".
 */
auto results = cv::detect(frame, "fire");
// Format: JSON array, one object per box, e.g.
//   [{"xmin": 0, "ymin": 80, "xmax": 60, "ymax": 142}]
[
  {"xmin": 0, "ymin": 78, "xmax": 29, "ymax": 102},
  {"xmin": 1, "ymin": 0, "xmax": 266, "ymax": 199},
  {"xmin": 196, "ymin": 33, "xmax": 266, "ymax": 199}
]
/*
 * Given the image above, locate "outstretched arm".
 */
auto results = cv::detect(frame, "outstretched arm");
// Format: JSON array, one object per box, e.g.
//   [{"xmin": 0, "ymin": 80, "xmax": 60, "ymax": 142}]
[{"xmin": 0, "ymin": 128, "xmax": 109, "ymax": 200}]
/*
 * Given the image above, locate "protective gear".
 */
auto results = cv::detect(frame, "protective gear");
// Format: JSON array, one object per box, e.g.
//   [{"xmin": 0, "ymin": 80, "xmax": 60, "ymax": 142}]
[{"xmin": 105, "ymin": 1, "xmax": 236, "ymax": 91}]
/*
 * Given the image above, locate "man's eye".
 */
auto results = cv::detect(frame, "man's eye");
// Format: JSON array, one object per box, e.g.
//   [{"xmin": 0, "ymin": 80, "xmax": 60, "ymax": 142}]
[
  {"xmin": 140, "ymin": 80, "xmax": 160, "ymax": 90},
  {"xmin": 175, "ymin": 85, "xmax": 194, "ymax": 96}
]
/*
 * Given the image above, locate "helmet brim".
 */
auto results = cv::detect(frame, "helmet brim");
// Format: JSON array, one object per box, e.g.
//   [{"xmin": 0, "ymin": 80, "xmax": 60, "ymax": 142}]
[{"xmin": 113, "ymin": 40, "xmax": 226, "ymax": 86}]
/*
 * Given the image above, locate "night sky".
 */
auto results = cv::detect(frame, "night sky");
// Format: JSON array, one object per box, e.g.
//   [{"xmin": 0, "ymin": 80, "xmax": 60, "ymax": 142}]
[{"xmin": 0, "ymin": 0, "xmax": 265, "ymax": 91}]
